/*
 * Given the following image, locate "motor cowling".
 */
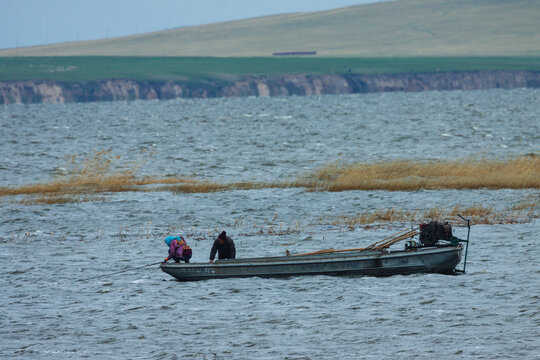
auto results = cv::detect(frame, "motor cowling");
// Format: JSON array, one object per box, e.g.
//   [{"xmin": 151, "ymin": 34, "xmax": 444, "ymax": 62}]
[{"xmin": 419, "ymin": 221, "xmax": 452, "ymax": 246}]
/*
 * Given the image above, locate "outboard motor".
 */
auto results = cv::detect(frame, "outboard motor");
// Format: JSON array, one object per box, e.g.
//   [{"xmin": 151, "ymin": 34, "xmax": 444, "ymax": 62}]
[{"xmin": 419, "ymin": 221, "xmax": 452, "ymax": 246}]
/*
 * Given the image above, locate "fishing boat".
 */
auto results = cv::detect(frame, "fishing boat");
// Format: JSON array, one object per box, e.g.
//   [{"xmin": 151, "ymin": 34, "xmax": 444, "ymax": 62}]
[{"xmin": 160, "ymin": 219, "xmax": 471, "ymax": 281}]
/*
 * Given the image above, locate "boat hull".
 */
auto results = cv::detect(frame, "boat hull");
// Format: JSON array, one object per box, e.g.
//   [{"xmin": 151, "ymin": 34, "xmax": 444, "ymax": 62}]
[{"xmin": 160, "ymin": 245, "xmax": 462, "ymax": 281}]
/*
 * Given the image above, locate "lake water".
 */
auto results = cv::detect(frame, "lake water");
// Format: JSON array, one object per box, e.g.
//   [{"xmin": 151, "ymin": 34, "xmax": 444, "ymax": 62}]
[{"xmin": 1, "ymin": 89, "xmax": 539, "ymax": 359}]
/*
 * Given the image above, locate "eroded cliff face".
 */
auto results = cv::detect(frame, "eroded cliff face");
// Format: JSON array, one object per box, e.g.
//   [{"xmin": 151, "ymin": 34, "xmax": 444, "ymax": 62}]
[{"xmin": 1, "ymin": 71, "xmax": 539, "ymax": 104}]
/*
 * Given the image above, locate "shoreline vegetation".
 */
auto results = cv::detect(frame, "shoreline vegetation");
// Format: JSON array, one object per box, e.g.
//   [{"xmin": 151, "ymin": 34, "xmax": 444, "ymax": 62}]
[
  {"xmin": 1, "ymin": 57, "xmax": 539, "ymax": 104},
  {"xmin": 2, "ymin": 57, "xmax": 540, "ymax": 82},
  {"xmin": 1, "ymin": 151, "xmax": 538, "ymax": 225}
]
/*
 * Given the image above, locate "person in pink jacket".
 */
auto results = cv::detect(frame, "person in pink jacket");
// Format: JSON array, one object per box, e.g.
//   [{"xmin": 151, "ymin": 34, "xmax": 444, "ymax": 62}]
[{"xmin": 163, "ymin": 236, "xmax": 192, "ymax": 263}]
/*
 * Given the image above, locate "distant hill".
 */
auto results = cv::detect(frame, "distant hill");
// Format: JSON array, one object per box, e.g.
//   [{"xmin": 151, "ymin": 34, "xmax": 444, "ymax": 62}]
[{"xmin": 1, "ymin": 0, "xmax": 539, "ymax": 57}]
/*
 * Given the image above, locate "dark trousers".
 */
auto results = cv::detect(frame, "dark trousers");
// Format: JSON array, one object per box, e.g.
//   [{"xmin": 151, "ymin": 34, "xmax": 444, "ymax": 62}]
[{"xmin": 173, "ymin": 254, "xmax": 192, "ymax": 263}]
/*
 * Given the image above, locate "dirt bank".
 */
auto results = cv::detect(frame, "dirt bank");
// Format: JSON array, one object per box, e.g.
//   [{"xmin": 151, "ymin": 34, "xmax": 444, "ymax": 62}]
[{"xmin": 1, "ymin": 71, "xmax": 539, "ymax": 104}]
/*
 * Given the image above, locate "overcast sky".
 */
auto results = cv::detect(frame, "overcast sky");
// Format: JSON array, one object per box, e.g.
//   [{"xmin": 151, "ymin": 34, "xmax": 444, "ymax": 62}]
[{"xmin": 0, "ymin": 0, "xmax": 382, "ymax": 50}]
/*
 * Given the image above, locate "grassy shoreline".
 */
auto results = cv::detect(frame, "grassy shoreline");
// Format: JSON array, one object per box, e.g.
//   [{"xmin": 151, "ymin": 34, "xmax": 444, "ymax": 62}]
[{"xmin": 1, "ymin": 56, "xmax": 539, "ymax": 82}]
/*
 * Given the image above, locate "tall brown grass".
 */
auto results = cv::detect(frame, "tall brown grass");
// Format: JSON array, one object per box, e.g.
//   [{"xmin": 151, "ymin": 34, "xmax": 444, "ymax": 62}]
[
  {"xmin": 298, "ymin": 156, "xmax": 540, "ymax": 191},
  {"xmin": 511, "ymin": 193, "xmax": 540, "ymax": 211},
  {"xmin": 163, "ymin": 181, "xmax": 289, "ymax": 194},
  {"xmin": 17, "ymin": 195, "xmax": 106, "ymax": 205},
  {"xmin": 1, "ymin": 153, "xmax": 538, "ymax": 204},
  {"xmin": 325, "ymin": 204, "xmax": 537, "ymax": 227},
  {"xmin": 0, "ymin": 150, "xmax": 192, "ymax": 199},
  {"xmin": 164, "ymin": 156, "xmax": 540, "ymax": 193}
]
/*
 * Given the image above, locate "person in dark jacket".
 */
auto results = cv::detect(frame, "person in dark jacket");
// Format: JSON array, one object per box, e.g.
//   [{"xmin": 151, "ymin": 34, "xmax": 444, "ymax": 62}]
[{"xmin": 209, "ymin": 231, "xmax": 236, "ymax": 263}]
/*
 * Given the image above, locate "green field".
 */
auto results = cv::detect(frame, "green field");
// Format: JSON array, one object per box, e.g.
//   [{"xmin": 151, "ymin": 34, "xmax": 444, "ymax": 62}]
[
  {"xmin": 1, "ymin": 56, "xmax": 540, "ymax": 82},
  {"xmin": 1, "ymin": 0, "xmax": 539, "ymax": 57}
]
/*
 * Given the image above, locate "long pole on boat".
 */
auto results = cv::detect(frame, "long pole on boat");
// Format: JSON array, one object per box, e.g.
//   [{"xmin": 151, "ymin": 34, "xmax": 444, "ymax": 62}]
[
  {"xmin": 458, "ymin": 214, "xmax": 471, "ymax": 273},
  {"xmin": 77, "ymin": 262, "xmax": 162, "ymax": 282},
  {"xmin": 293, "ymin": 228, "xmax": 417, "ymax": 256}
]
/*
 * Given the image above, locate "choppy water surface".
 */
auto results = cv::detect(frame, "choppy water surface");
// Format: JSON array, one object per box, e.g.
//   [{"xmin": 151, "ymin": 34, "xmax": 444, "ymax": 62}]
[{"xmin": 1, "ymin": 89, "xmax": 539, "ymax": 359}]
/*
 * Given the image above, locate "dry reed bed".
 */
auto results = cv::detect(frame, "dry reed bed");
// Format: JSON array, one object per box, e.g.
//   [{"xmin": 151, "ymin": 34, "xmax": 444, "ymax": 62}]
[
  {"xmin": 324, "ymin": 204, "xmax": 538, "ymax": 227},
  {"xmin": 163, "ymin": 156, "xmax": 540, "ymax": 193},
  {"xmin": 17, "ymin": 195, "xmax": 106, "ymax": 205},
  {"xmin": 0, "ymin": 150, "xmax": 194, "ymax": 201},
  {"xmin": 299, "ymin": 156, "xmax": 540, "ymax": 191},
  {"xmin": 1, "ymin": 153, "xmax": 539, "ymax": 204}
]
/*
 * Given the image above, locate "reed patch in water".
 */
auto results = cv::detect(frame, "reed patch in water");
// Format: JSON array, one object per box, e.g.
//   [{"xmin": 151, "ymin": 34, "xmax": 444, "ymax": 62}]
[
  {"xmin": 1, "ymin": 154, "xmax": 538, "ymax": 203},
  {"xmin": 298, "ymin": 156, "xmax": 540, "ymax": 191},
  {"xmin": 0, "ymin": 150, "xmax": 192, "ymax": 200},
  {"xmin": 324, "ymin": 204, "xmax": 537, "ymax": 227},
  {"xmin": 160, "ymin": 155, "xmax": 540, "ymax": 193},
  {"xmin": 510, "ymin": 193, "xmax": 540, "ymax": 211},
  {"xmin": 16, "ymin": 195, "xmax": 106, "ymax": 205},
  {"xmin": 163, "ymin": 181, "xmax": 290, "ymax": 194}
]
